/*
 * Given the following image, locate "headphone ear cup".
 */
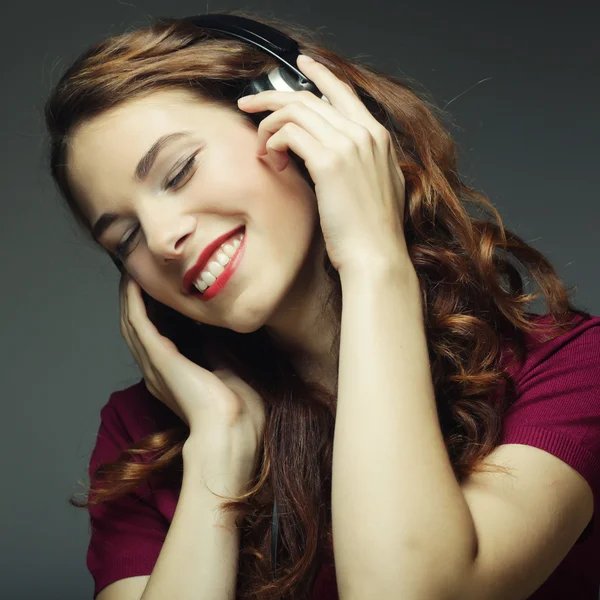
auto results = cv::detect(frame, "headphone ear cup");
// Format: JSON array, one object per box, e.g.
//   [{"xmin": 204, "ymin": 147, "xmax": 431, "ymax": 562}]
[
  {"xmin": 240, "ymin": 72, "xmax": 274, "ymax": 96},
  {"xmin": 238, "ymin": 66, "xmax": 328, "ymax": 128}
]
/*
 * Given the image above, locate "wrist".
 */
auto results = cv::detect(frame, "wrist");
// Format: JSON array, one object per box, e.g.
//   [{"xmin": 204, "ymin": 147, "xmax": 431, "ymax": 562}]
[
  {"xmin": 182, "ymin": 433, "xmax": 254, "ymax": 500},
  {"xmin": 340, "ymin": 259, "xmax": 424, "ymax": 326},
  {"xmin": 339, "ymin": 257, "xmax": 419, "ymax": 290}
]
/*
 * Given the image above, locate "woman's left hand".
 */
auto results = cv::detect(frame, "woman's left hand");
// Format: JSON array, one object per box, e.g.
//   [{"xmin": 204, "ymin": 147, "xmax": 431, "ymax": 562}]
[{"xmin": 237, "ymin": 53, "xmax": 410, "ymax": 275}]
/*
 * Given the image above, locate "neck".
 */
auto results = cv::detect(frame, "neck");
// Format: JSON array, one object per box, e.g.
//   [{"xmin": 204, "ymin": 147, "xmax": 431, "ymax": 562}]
[{"xmin": 264, "ymin": 234, "xmax": 340, "ymax": 388}]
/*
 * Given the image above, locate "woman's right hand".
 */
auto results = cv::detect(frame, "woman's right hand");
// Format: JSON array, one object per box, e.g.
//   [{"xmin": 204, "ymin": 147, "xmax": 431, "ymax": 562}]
[{"xmin": 118, "ymin": 270, "xmax": 267, "ymax": 493}]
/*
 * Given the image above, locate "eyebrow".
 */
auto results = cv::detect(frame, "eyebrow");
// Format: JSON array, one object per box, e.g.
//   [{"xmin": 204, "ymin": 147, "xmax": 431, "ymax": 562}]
[{"xmin": 90, "ymin": 131, "xmax": 191, "ymax": 243}]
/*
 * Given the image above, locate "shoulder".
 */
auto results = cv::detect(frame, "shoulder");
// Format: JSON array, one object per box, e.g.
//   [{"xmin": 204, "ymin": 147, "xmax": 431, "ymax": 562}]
[
  {"xmin": 505, "ymin": 311, "xmax": 600, "ymax": 381},
  {"xmin": 498, "ymin": 311, "xmax": 600, "ymax": 508},
  {"xmin": 86, "ymin": 380, "xmax": 176, "ymax": 598},
  {"xmin": 502, "ymin": 311, "xmax": 600, "ymax": 420},
  {"xmin": 451, "ymin": 312, "xmax": 600, "ymax": 598},
  {"xmin": 500, "ymin": 310, "xmax": 600, "ymax": 428}
]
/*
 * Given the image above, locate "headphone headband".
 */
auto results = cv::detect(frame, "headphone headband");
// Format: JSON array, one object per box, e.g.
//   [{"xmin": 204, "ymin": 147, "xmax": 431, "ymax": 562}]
[{"xmin": 183, "ymin": 14, "xmax": 305, "ymax": 81}]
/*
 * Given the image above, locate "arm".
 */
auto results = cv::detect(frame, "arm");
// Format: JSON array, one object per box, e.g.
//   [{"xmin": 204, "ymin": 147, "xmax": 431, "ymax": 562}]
[
  {"xmin": 332, "ymin": 263, "xmax": 477, "ymax": 599},
  {"xmin": 140, "ymin": 437, "xmax": 241, "ymax": 600}
]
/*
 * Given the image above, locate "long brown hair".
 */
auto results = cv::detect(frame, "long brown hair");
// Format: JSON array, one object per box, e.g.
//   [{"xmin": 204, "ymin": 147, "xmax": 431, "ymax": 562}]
[{"xmin": 45, "ymin": 9, "xmax": 590, "ymax": 599}]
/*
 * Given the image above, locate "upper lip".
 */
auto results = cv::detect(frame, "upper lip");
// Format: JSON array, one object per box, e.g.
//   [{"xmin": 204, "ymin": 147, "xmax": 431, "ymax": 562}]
[{"xmin": 183, "ymin": 225, "xmax": 245, "ymax": 293}]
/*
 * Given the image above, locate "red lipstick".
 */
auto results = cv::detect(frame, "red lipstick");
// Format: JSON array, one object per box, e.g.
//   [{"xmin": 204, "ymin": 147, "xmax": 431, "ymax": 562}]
[{"xmin": 183, "ymin": 226, "xmax": 245, "ymax": 297}]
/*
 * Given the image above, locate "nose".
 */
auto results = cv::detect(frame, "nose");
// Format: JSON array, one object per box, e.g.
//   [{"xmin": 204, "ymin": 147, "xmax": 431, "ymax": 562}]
[{"xmin": 142, "ymin": 210, "xmax": 196, "ymax": 263}]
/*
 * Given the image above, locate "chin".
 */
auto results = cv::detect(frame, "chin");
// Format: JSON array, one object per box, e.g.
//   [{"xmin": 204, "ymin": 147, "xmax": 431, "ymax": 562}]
[
  {"xmin": 221, "ymin": 311, "xmax": 271, "ymax": 335},
  {"xmin": 228, "ymin": 323, "xmax": 264, "ymax": 335}
]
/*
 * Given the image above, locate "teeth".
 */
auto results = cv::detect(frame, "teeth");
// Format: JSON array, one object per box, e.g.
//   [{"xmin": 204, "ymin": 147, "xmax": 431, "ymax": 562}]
[
  {"xmin": 200, "ymin": 270, "xmax": 217, "ymax": 286},
  {"xmin": 222, "ymin": 244, "xmax": 237, "ymax": 258},
  {"xmin": 193, "ymin": 232, "xmax": 244, "ymax": 293},
  {"xmin": 216, "ymin": 251, "xmax": 230, "ymax": 266}
]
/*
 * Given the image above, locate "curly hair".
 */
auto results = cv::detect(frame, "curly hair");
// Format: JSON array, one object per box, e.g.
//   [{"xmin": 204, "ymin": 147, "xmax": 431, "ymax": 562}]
[{"xmin": 45, "ymin": 9, "xmax": 590, "ymax": 599}]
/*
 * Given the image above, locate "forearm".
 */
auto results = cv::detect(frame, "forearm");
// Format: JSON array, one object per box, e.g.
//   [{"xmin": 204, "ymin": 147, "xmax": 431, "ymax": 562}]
[
  {"xmin": 141, "ymin": 442, "xmax": 241, "ymax": 600},
  {"xmin": 333, "ymin": 264, "xmax": 477, "ymax": 598}
]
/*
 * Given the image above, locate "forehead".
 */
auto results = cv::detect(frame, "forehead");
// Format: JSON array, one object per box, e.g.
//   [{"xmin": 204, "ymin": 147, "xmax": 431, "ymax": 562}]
[{"xmin": 68, "ymin": 89, "xmax": 228, "ymax": 157}]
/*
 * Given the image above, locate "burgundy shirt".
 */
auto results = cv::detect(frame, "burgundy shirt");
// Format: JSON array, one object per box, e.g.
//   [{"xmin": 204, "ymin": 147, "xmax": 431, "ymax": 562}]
[{"xmin": 86, "ymin": 313, "xmax": 600, "ymax": 599}]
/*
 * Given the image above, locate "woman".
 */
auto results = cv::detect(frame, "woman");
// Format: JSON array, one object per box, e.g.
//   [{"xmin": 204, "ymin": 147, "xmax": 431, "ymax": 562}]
[{"xmin": 44, "ymin": 9, "xmax": 599, "ymax": 600}]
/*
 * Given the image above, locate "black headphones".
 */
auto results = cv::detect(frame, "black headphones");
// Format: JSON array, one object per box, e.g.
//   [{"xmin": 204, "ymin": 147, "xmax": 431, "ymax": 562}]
[
  {"xmin": 107, "ymin": 12, "xmax": 333, "ymax": 583},
  {"xmin": 183, "ymin": 13, "xmax": 331, "ymax": 111}
]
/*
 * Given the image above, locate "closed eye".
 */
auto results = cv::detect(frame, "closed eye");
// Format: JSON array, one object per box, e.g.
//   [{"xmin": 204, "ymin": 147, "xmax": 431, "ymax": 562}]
[
  {"xmin": 166, "ymin": 153, "xmax": 197, "ymax": 189},
  {"xmin": 114, "ymin": 153, "xmax": 198, "ymax": 259}
]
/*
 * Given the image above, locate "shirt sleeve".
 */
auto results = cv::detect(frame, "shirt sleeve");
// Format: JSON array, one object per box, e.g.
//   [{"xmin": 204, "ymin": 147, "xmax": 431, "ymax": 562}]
[
  {"xmin": 86, "ymin": 392, "xmax": 168, "ymax": 599},
  {"xmin": 499, "ymin": 315, "xmax": 600, "ymax": 541}
]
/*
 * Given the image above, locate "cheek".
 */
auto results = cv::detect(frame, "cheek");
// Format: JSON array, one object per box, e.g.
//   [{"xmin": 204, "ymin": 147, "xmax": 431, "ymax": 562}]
[
  {"xmin": 205, "ymin": 140, "xmax": 261, "ymax": 199},
  {"xmin": 260, "ymin": 180, "xmax": 319, "ymax": 267},
  {"xmin": 211, "ymin": 134, "xmax": 318, "ymax": 259},
  {"xmin": 127, "ymin": 259, "xmax": 164, "ymax": 299}
]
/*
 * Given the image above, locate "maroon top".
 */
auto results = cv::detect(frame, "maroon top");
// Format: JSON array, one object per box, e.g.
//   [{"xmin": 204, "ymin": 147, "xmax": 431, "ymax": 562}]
[{"xmin": 86, "ymin": 313, "xmax": 600, "ymax": 599}]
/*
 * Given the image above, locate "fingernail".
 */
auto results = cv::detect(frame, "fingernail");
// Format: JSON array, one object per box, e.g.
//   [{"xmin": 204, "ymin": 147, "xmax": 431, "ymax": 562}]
[
  {"xmin": 298, "ymin": 54, "xmax": 315, "ymax": 63},
  {"xmin": 238, "ymin": 95, "xmax": 255, "ymax": 104}
]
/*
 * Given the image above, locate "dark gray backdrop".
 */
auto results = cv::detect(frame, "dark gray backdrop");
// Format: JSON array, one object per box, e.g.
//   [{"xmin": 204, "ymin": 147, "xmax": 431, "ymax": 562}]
[{"xmin": 2, "ymin": 0, "xmax": 598, "ymax": 598}]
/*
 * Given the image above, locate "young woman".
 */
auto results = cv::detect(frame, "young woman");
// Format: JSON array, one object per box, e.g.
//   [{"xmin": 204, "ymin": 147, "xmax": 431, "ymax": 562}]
[{"xmin": 45, "ymin": 9, "xmax": 599, "ymax": 600}]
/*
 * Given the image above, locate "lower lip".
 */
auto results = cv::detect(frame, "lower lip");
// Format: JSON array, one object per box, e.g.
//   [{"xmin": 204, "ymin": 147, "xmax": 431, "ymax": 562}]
[{"xmin": 190, "ymin": 228, "xmax": 246, "ymax": 301}]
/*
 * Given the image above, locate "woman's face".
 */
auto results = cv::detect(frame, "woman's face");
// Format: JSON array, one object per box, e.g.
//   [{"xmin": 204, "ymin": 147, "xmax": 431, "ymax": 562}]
[{"xmin": 67, "ymin": 88, "xmax": 320, "ymax": 333}]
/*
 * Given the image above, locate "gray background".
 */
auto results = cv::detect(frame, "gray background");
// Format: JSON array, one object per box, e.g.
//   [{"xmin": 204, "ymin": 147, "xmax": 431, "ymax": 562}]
[{"xmin": 2, "ymin": 0, "xmax": 598, "ymax": 598}]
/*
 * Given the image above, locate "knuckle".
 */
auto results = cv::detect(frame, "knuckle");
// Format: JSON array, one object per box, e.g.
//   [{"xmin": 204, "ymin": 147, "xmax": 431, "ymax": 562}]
[
  {"xmin": 354, "ymin": 125, "xmax": 372, "ymax": 147},
  {"xmin": 289, "ymin": 101, "xmax": 308, "ymax": 117},
  {"xmin": 279, "ymin": 122, "xmax": 296, "ymax": 136},
  {"xmin": 319, "ymin": 150, "xmax": 342, "ymax": 172},
  {"xmin": 297, "ymin": 90, "xmax": 315, "ymax": 103},
  {"xmin": 338, "ymin": 134, "xmax": 357, "ymax": 156},
  {"xmin": 373, "ymin": 123, "xmax": 391, "ymax": 146}
]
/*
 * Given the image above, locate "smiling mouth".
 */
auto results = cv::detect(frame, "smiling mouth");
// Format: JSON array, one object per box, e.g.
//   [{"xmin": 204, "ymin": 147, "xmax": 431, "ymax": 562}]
[
  {"xmin": 189, "ymin": 228, "xmax": 246, "ymax": 298},
  {"xmin": 183, "ymin": 225, "xmax": 245, "ymax": 292}
]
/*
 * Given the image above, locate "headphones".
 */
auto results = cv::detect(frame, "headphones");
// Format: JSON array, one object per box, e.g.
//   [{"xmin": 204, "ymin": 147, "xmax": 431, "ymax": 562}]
[{"xmin": 106, "ymin": 12, "xmax": 334, "ymax": 583}]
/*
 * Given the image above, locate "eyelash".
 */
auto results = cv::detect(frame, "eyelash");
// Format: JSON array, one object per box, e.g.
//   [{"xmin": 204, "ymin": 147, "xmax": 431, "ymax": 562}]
[{"xmin": 114, "ymin": 155, "xmax": 197, "ymax": 259}]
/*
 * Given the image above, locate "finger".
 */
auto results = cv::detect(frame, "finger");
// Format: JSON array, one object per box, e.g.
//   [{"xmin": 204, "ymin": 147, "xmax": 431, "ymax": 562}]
[
  {"xmin": 121, "ymin": 278, "xmax": 160, "ymax": 388},
  {"xmin": 251, "ymin": 92, "xmax": 344, "ymax": 149},
  {"xmin": 122, "ymin": 285, "xmax": 175, "ymax": 406},
  {"xmin": 123, "ymin": 280, "xmax": 197, "ymax": 399},
  {"xmin": 119, "ymin": 276, "xmax": 142, "ymax": 364},
  {"xmin": 253, "ymin": 98, "xmax": 370, "ymax": 159},
  {"xmin": 120, "ymin": 285, "xmax": 153, "ymax": 381},
  {"xmin": 295, "ymin": 54, "xmax": 374, "ymax": 123},
  {"xmin": 263, "ymin": 121, "xmax": 332, "ymax": 174},
  {"xmin": 241, "ymin": 88, "xmax": 385, "ymax": 158},
  {"xmin": 125, "ymin": 278, "xmax": 167, "ymax": 355},
  {"xmin": 259, "ymin": 52, "xmax": 399, "ymax": 161}
]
